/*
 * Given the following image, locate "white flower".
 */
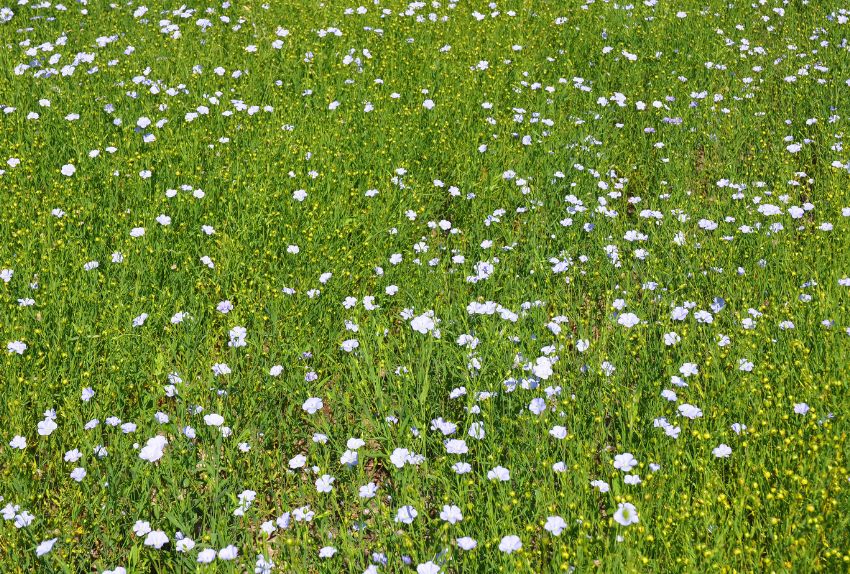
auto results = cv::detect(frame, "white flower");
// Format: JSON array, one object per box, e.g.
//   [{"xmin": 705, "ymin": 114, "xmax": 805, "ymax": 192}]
[
  {"xmin": 10, "ymin": 435, "xmax": 26, "ymax": 449},
  {"xmin": 498, "ymin": 535, "xmax": 522, "ymax": 553},
  {"xmin": 613, "ymin": 452, "xmax": 637, "ymax": 472},
  {"xmin": 664, "ymin": 332, "xmax": 680, "ymax": 346},
  {"xmin": 7, "ymin": 341, "xmax": 26, "ymax": 355},
  {"xmin": 144, "ymin": 530, "xmax": 169, "ymax": 549},
  {"xmin": 255, "ymin": 554, "xmax": 275, "ymax": 574},
  {"xmin": 613, "ymin": 502, "xmax": 639, "ymax": 526},
  {"xmin": 315, "ymin": 474, "xmax": 335, "ymax": 493},
  {"xmin": 359, "ymin": 483, "xmax": 378, "ymax": 498},
  {"xmin": 532, "ymin": 356, "xmax": 553, "ymax": 379},
  {"xmin": 395, "ymin": 505, "xmax": 418, "ymax": 524},
  {"xmin": 590, "ymin": 479, "xmax": 610, "ymax": 493},
  {"xmin": 679, "ymin": 362, "xmax": 699, "ymax": 377},
  {"xmin": 228, "ymin": 326, "xmax": 247, "ymax": 347},
  {"xmin": 133, "ymin": 520, "xmax": 151, "ymax": 536},
  {"xmin": 528, "ymin": 397, "xmax": 546, "ymax": 415},
  {"xmin": 487, "ymin": 466, "xmax": 510, "ymax": 481},
  {"xmin": 468, "ymin": 421, "xmax": 485, "ymax": 439},
  {"xmin": 445, "ymin": 439, "xmax": 468, "ymax": 454},
  {"xmin": 302, "ymin": 397, "xmax": 323, "ymax": 414},
  {"xmin": 204, "ymin": 413, "xmax": 224, "ymax": 426},
  {"xmin": 12, "ymin": 510, "xmax": 34, "ymax": 528},
  {"xmin": 139, "ymin": 436, "xmax": 168, "ymax": 462},
  {"xmin": 37, "ymin": 417, "xmax": 57, "ymax": 436},
  {"xmin": 544, "ymin": 516, "xmax": 567, "ymax": 536},
  {"xmin": 346, "ymin": 437, "xmax": 365, "ymax": 450},
  {"xmin": 61, "ymin": 164, "xmax": 76, "ymax": 176},
  {"xmin": 218, "ymin": 545, "xmax": 238, "ymax": 560},
  {"xmin": 617, "ymin": 312, "xmax": 640, "ymax": 328},
  {"xmin": 212, "ymin": 363, "xmax": 231, "ymax": 376},
  {"xmin": 197, "ymin": 548, "xmax": 217, "ymax": 563},
  {"xmin": 678, "ymin": 403, "xmax": 703, "ymax": 419},
  {"xmin": 390, "ymin": 447, "xmax": 410, "ymax": 468},
  {"xmin": 35, "ymin": 538, "xmax": 58, "ymax": 557},
  {"xmin": 439, "ymin": 504, "xmax": 463, "ymax": 524},
  {"xmin": 712, "ymin": 444, "xmax": 732, "ymax": 458},
  {"xmin": 410, "ymin": 312, "xmax": 436, "ymax": 334}
]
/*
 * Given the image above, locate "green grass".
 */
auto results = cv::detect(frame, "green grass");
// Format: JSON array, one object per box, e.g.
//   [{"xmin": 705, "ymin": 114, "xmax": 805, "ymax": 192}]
[{"xmin": 1, "ymin": 0, "xmax": 850, "ymax": 572}]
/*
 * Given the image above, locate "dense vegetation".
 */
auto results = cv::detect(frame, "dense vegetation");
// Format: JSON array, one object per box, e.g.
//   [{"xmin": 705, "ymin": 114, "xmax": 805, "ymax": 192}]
[{"xmin": 1, "ymin": 1, "xmax": 850, "ymax": 572}]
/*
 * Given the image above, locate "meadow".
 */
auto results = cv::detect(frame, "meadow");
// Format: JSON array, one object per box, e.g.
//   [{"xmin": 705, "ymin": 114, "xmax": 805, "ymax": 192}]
[{"xmin": 1, "ymin": 0, "xmax": 850, "ymax": 572}]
